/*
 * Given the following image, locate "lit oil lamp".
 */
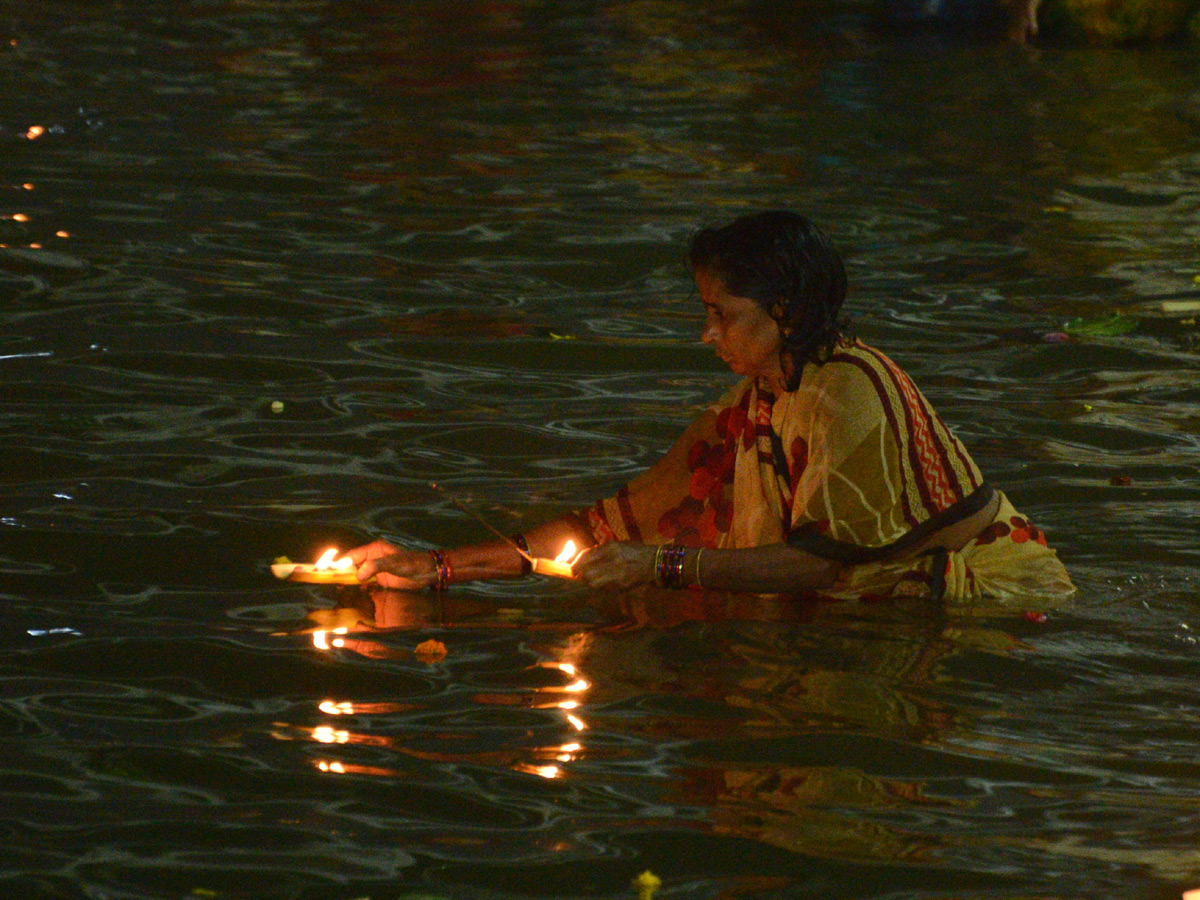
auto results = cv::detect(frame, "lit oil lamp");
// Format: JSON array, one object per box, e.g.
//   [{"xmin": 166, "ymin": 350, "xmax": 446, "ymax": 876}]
[
  {"xmin": 271, "ymin": 548, "xmax": 361, "ymax": 584},
  {"xmin": 530, "ymin": 540, "xmax": 581, "ymax": 579}
]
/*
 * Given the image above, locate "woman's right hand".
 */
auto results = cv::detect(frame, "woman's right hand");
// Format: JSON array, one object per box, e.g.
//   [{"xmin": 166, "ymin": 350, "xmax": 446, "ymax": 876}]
[
  {"xmin": 571, "ymin": 541, "xmax": 658, "ymax": 591},
  {"xmin": 346, "ymin": 540, "xmax": 436, "ymax": 590}
]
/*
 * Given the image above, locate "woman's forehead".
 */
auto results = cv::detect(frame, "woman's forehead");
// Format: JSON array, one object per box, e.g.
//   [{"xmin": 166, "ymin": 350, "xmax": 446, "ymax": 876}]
[
  {"xmin": 696, "ymin": 267, "xmax": 734, "ymax": 299},
  {"xmin": 697, "ymin": 271, "xmax": 756, "ymax": 308}
]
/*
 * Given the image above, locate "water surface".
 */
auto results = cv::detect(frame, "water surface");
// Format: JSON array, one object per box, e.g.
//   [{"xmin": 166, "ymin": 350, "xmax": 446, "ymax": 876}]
[{"xmin": 2, "ymin": 2, "xmax": 1199, "ymax": 899}]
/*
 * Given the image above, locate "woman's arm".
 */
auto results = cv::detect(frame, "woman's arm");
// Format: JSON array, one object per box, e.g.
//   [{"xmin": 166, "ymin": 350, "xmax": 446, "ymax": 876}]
[
  {"xmin": 573, "ymin": 541, "xmax": 842, "ymax": 594},
  {"xmin": 347, "ymin": 515, "xmax": 595, "ymax": 589}
]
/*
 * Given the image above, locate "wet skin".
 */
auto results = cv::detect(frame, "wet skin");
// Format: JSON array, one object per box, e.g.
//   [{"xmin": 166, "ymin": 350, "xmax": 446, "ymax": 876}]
[{"xmin": 696, "ymin": 266, "xmax": 787, "ymax": 393}]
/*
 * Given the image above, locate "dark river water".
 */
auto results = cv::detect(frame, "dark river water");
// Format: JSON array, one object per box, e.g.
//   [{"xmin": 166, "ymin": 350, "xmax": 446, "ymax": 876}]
[{"xmin": 3, "ymin": 2, "xmax": 1200, "ymax": 898}]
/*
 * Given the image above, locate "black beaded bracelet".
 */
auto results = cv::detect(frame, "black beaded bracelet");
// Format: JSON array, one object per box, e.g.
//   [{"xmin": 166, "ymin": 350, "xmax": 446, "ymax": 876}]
[{"xmin": 510, "ymin": 533, "xmax": 533, "ymax": 575}]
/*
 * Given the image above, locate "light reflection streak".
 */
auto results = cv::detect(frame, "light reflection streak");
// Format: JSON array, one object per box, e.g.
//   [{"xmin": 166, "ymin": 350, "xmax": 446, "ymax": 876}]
[
  {"xmin": 514, "ymin": 763, "xmax": 561, "ymax": 779},
  {"xmin": 311, "ymin": 726, "xmax": 349, "ymax": 744},
  {"xmin": 524, "ymin": 658, "xmax": 592, "ymax": 771},
  {"xmin": 312, "ymin": 627, "xmax": 348, "ymax": 650},
  {"xmin": 301, "ymin": 650, "xmax": 595, "ymax": 781},
  {"xmin": 318, "ymin": 700, "xmax": 412, "ymax": 715},
  {"xmin": 315, "ymin": 759, "xmax": 406, "ymax": 778}
]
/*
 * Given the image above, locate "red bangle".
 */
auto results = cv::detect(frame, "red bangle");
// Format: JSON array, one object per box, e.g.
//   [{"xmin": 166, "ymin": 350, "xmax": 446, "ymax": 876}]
[{"xmin": 429, "ymin": 549, "xmax": 451, "ymax": 591}]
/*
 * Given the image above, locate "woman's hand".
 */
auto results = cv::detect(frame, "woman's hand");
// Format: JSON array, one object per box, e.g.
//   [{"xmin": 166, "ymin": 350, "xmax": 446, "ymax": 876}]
[
  {"xmin": 346, "ymin": 540, "xmax": 436, "ymax": 590},
  {"xmin": 571, "ymin": 541, "xmax": 658, "ymax": 591}
]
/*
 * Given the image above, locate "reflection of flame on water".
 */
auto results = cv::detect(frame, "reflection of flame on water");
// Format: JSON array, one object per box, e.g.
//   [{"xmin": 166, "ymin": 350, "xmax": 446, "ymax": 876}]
[
  {"xmin": 319, "ymin": 700, "xmax": 355, "ymax": 716},
  {"xmin": 312, "ymin": 627, "xmax": 348, "ymax": 650},
  {"xmin": 315, "ymin": 759, "xmax": 407, "ymax": 778},
  {"xmin": 312, "ymin": 726, "xmax": 349, "ymax": 744},
  {"xmin": 514, "ymin": 763, "xmax": 561, "ymax": 779},
  {"xmin": 545, "ymin": 661, "xmax": 590, "ymax": 731}
]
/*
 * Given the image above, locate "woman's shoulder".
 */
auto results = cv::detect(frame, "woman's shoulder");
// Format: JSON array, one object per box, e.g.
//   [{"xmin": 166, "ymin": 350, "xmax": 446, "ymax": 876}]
[
  {"xmin": 802, "ymin": 340, "xmax": 897, "ymax": 390},
  {"xmin": 786, "ymin": 340, "xmax": 917, "ymax": 425}
]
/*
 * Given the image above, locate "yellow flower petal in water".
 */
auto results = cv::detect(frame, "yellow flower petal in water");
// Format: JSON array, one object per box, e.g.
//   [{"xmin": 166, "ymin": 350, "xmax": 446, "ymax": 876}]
[{"xmin": 634, "ymin": 870, "xmax": 662, "ymax": 900}]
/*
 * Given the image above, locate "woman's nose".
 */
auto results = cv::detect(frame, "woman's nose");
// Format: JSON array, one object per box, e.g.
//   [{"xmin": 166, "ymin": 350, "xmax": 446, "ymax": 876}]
[{"xmin": 701, "ymin": 322, "xmax": 717, "ymax": 344}]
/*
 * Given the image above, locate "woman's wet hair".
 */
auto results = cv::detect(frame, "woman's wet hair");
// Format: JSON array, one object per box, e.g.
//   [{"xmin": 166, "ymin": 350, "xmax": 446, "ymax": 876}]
[{"xmin": 690, "ymin": 210, "xmax": 850, "ymax": 389}]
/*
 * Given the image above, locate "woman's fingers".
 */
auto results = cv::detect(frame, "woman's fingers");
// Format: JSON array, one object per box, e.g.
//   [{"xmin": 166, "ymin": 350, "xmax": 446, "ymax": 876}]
[
  {"xmin": 347, "ymin": 542, "xmax": 432, "ymax": 588},
  {"xmin": 346, "ymin": 540, "xmax": 398, "ymax": 566},
  {"xmin": 574, "ymin": 542, "xmax": 656, "ymax": 590}
]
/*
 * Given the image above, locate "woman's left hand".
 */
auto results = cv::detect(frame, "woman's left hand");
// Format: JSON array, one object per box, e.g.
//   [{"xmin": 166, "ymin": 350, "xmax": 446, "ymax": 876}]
[{"xmin": 571, "ymin": 541, "xmax": 658, "ymax": 590}]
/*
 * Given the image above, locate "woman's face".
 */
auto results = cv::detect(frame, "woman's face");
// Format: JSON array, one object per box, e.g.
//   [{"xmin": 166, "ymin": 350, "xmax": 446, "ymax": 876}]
[{"xmin": 696, "ymin": 267, "xmax": 784, "ymax": 384}]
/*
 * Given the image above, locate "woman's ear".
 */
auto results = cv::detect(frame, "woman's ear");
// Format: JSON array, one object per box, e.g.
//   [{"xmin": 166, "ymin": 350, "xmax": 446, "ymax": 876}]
[{"xmin": 779, "ymin": 347, "xmax": 798, "ymax": 391}]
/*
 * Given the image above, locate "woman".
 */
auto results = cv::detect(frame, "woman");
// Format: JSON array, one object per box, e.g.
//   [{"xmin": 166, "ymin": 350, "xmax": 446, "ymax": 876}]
[{"xmin": 350, "ymin": 212, "xmax": 1073, "ymax": 603}]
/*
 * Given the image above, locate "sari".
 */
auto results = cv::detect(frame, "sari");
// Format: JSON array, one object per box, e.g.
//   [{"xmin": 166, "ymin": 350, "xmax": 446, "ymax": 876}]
[{"xmin": 583, "ymin": 341, "xmax": 1073, "ymax": 604}]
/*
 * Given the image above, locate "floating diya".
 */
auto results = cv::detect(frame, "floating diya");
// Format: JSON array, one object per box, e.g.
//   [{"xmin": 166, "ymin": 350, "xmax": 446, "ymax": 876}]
[
  {"xmin": 272, "ymin": 548, "xmax": 362, "ymax": 584},
  {"xmin": 530, "ymin": 540, "xmax": 581, "ymax": 579}
]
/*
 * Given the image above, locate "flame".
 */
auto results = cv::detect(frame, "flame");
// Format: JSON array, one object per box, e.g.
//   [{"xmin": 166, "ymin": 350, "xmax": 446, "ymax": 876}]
[
  {"xmin": 314, "ymin": 548, "xmax": 353, "ymax": 571},
  {"xmin": 566, "ymin": 714, "xmax": 587, "ymax": 732},
  {"xmin": 555, "ymin": 541, "xmax": 578, "ymax": 563}
]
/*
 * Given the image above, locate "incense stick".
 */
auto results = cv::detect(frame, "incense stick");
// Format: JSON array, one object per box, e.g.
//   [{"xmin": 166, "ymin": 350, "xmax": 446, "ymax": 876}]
[{"xmin": 429, "ymin": 482, "xmax": 534, "ymax": 562}]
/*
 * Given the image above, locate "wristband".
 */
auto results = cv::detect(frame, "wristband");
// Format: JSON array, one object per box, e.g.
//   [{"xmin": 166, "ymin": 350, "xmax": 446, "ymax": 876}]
[
  {"xmin": 655, "ymin": 544, "xmax": 687, "ymax": 589},
  {"xmin": 510, "ymin": 533, "xmax": 533, "ymax": 575},
  {"xmin": 429, "ymin": 549, "xmax": 452, "ymax": 592},
  {"xmin": 652, "ymin": 544, "xmax": 666, "ymax": 587}
]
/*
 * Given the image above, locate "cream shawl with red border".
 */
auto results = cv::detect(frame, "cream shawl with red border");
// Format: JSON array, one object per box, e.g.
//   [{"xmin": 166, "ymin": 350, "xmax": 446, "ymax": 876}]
[{"xmin": 582, "ymin": 341, "xmax": 1073, "ymax": 601}]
